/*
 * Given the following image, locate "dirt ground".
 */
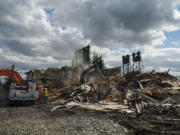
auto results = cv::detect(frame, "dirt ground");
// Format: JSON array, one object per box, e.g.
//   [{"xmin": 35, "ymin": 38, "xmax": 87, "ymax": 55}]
[
  {"xmin": 0, "ymin": 104, "xmax": 129, "ymax": 135},
  {"xmin": 0, "ymin": 103, "xmax": 179, "ymax": 135},
  {"xmin": 0, "ymin": 98, "xmax": 179, "ymax": 135}
]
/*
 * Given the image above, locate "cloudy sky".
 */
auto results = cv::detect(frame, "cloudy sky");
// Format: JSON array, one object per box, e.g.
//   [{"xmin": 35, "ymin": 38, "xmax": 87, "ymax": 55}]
[{"xmin": 0, "ymin": 0, "xmax": 180, "ymax": 75}]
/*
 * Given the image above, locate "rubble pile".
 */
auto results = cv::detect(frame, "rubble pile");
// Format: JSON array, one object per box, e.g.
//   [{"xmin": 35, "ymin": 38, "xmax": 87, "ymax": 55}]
[
  {"xmin": 49, "ymin": 71, "xmax": 180, "ymax": 114},
  {"xmin": 47, "ymin": 70, "xmax": 180, "ymax": 134}
]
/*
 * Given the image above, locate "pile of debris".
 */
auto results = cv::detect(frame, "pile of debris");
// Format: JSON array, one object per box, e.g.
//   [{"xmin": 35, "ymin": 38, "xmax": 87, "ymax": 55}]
[{"xmin": 49, "ymin": 70, "xmax": 180, "ymax": 114}]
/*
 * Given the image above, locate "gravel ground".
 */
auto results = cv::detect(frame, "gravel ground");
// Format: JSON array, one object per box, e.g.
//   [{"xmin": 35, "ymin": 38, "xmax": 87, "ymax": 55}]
[{"xmin": 0, "ymin": 105, "xmax": 128, "ymax": 135}]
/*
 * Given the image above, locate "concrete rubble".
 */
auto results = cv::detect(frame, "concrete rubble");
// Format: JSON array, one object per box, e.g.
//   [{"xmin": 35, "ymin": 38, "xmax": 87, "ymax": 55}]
[
  {"xmin": 49, "ymin": 70, "xmax": 179, "ymax": 107},
  {"xmin": 48, "ymin": 70, "xmax": 180, "ymax": 134}
]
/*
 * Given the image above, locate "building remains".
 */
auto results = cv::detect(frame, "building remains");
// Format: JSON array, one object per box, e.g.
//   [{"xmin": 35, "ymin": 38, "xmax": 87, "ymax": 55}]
[{"xmin": 72, "ymin": 45, "xmax": 90, "ymax": 68}]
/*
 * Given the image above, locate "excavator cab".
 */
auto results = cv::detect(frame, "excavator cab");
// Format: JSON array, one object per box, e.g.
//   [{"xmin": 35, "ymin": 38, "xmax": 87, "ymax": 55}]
[{"xmin": 9, "ymin": 82, "xmax": 39, "ymax": 105}]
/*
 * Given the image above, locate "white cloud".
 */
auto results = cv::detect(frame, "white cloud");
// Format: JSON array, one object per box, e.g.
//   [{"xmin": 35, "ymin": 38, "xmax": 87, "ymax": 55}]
[{"xmin": 0, "ymin": 0, "xmax": 180, "ymax": 76}]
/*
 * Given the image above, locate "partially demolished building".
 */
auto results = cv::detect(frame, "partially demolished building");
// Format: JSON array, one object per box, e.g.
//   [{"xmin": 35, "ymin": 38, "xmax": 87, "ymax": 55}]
[
  {"xmin": 26, "ymin": 66, "xmax": 121, "ymax": 88},
  {"xmin": 72, "ymin": 45, "xmax": 90, "ymax": 68},
  {"xmin": 26, "ymin": 67, "xmax": 82, "ymax": 88}
]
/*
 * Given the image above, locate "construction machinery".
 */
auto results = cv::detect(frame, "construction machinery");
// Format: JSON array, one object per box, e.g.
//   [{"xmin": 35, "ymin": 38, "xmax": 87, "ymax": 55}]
[
  {"xmin": 0, "ymin": 69, "xmax": 39, "ymax": 105},
  {"xmin": 70, "ymin": 64, "xmax": 105, "ymax": 86}
]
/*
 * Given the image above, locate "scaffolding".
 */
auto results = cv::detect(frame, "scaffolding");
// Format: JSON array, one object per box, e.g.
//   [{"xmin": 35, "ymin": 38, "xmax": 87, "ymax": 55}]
[
  {"xmin": 122, "ymin": 51, "xmax": 144, "ymax": 76},
  {"xmin": 132, "ymin": 51, "xmax": 143, "ymax": 72},
  {"xmin": 122, "ymin": 54, "xmax": 131, "ymax": 76}
]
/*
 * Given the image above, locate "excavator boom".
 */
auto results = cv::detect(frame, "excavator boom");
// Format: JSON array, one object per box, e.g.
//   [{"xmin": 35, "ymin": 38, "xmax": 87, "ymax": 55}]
[{"xmin": 0, "ymin": 69, "xmax": 24, "ymax": 85}]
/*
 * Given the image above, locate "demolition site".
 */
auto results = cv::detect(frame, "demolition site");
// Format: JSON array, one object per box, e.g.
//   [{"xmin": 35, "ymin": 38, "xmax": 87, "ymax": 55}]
[{"xmin": 0, "ymin": 45, "xmax": 179, "ymax": 135}]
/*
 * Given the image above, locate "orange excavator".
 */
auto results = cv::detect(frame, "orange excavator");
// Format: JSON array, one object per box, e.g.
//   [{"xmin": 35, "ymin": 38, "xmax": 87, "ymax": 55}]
[
  {"xmin": 0, "ymin": 68, "xmax": 39, "ymax": 105},
  {"xmin": 0, "ymin": 69, "xmax": 24, "ymax": 86}
]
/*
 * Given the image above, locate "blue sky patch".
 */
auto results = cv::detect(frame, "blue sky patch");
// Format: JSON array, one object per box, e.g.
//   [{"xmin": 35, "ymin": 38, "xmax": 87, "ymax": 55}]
[
  {"xmin": 43, "ymin": 8, "xmax": 57, "ymax": 27},
  {"xmin": 177, "ymin": 4, "xmax": 180, "ymax": 11},
  {"xmin": 109, "ymin": 48, "xmax": 119, "ymax": 51},
  {"xmin": 43, "ymin": 8, "xmax": 55, "ymax": 14},
  {"xmin": 164, "ymin": 30, "xmax": 180, "ymax": 42},
  {"xmin": 129, "ymin": 48, "xmax": 144, "ymax": 53},
  {"xmin": 156, "ymin": 30, "xmax": 180, "ymax": 48},
  {"xmin": 61, "ymin": 25, "xmax": 67, "ymax": 31}
]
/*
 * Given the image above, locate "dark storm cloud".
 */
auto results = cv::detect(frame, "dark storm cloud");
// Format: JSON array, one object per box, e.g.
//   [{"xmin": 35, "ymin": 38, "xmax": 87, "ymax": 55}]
[
  {"xmin": 84, "ymin": 0, "xmax": 180, "ymax": 47},
  {"xmin": 41, "ymin": 0, "xmax": 180, "ymax": 47},
  {"xmin": 0, "ymin": 40, "xmax": 36, "ymax": 56},
  {"xmin": 106, "ymin": 0, "xmax": 175, "ymax": 31}
]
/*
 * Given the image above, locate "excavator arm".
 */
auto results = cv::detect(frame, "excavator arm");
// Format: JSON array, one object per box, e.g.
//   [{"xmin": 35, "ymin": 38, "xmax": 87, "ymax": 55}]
[
  {"xmin": 80, "ymin": 64, "xmax": 105, "ymax": 84},
  {"xmin": 70, "ymin": 63, "xmax": 105, "ymax": 86},
  {"xmin": 0, "ymin": 69, "xmax": 24, "ymax": 85},
  {"xmin": 80, "ymin": 65, "xmax": 95, "ymax": 84}
]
